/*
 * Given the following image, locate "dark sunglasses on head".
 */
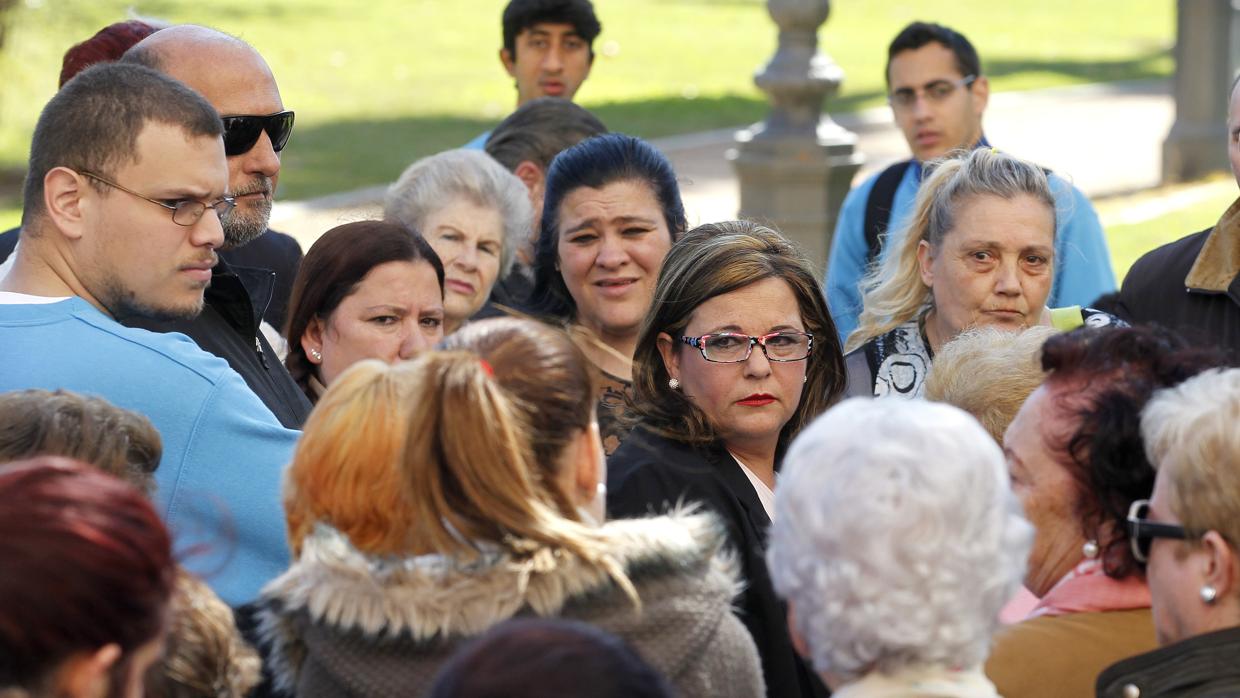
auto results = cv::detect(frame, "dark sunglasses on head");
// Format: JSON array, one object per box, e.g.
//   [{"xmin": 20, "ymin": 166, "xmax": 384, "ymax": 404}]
[
  {"xmin": 1126, "ymin": 498, "xmax": 1193, "ymax": 564},
  {"xmin": 222, "ymin": 110, "xmax": 295, "ymax": 156}
]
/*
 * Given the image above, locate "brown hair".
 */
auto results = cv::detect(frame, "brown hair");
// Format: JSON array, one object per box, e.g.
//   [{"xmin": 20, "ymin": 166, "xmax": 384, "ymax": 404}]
[
  {"xmin": 143, "ymin": 570, "xmax": 261, "ymax": 698},
  {"xmin": 628, "ymin": 220, "xmax": 846, "ymax": 447},
  {"xmin": 0, "ymin": 389, "xmax": 161, "ymax": 496},
  {"xmin": 283, "ymin": 220, "xmax": 445, "ymax": 402}
]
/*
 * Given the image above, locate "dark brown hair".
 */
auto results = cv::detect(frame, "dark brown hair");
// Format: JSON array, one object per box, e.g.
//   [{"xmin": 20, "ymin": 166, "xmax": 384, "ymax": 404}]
[
  {"xmin": 629, "ymin": 220, "xmax": 846, "ymax": 449},
  {"xmin": 283, "ymin": 220, "xmax": 445, "ymax": 401},
  {"xmin": 1039, "ymin": 325, "xmax": 1231, "ymax": 579},
  {"xmin": 0, "ymin": 388, "xmax": 161, "ymax": 496}
]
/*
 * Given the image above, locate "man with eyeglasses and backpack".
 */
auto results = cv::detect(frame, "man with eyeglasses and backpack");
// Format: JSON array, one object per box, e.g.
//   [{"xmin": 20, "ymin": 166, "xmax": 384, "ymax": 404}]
[
  {"xmin": 116, "ymin": 25, "xmax": 312, "ymax": 429},
  {"xmin": 825, "ymin": 21, "xmax": 1115, "ymax": 345}
]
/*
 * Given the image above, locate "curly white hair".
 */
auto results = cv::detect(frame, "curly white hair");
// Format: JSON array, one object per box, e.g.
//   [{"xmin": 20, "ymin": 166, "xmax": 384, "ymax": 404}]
[{"xmin": 767, "ymin": 397, "xmax": 1032, "ymax": 683}]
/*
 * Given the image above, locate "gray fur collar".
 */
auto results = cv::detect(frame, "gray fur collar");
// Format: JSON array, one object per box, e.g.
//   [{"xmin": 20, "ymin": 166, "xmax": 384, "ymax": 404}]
[{"xmin": 258, "ymin": 511, "xmax": 731, "ymax": 642}]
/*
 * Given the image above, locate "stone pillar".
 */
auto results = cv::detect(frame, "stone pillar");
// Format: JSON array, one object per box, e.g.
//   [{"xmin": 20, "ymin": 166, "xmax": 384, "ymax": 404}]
[
  {"xmin": 727, "ymin": 0, "xmax": 863, "ymax": 274},
  {"xmin": 1162, "ymin": 0, "xmax": 1240, "ymax": 182}
]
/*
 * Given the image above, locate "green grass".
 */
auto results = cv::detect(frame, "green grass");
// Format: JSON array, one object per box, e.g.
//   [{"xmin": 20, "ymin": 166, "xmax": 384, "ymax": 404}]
[
  {"xmin": 1101, "ymin": 182, "xmax": 1239, "ymax": 280},
  {"xmin": 0, "ymin": 0, "xmax": 1173, "ymax": 201}
]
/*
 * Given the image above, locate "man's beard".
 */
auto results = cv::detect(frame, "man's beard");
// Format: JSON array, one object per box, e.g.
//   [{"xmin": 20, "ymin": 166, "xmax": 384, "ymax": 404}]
[
  {"xmin": 223, "ymin": 175, "xmax": 274, "ymax": 249},
  {"xmin": 98, "ymin": 273, "xmax": 208, "ymax": 323}
]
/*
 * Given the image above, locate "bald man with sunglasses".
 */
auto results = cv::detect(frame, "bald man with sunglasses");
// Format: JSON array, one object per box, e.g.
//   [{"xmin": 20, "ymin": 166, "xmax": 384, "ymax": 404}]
[{"xmin": 114, "ymin": 25, "xmax": 312, "ymax": 429}]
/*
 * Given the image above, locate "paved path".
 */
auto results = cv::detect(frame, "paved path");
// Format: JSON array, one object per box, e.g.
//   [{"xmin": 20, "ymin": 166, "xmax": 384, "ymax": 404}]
[{"xmin": 270, "ymin": 79, "xmax": 1175, "ymax": 250}]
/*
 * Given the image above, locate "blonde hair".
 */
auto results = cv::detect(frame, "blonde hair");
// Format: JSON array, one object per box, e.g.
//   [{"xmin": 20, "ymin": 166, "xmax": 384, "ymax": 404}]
[
  {"xmin": 144, "ymin": 570, "xmax": 261, "ymax": 698},
  {"xmin": 924, "ymin": 325, "xmax": 1055, "ymax": 443},
  {"xmin": 402, "ymin": 341, "xmax": 637, "ymax": 603},
  {"xmin": 1141, "ymin": 368, "xmax": 1240, "ymax": 568},
  {"xmin": 284, "ymin": 359, "xmax": 422, "ymax": 556},
  {"xmin": 846, "ymin": 148, "xmax": 1055, "ymax": 352},
  {"xmin": 285, "ymin": 319, "xmax": 637, "ymax": 602}
]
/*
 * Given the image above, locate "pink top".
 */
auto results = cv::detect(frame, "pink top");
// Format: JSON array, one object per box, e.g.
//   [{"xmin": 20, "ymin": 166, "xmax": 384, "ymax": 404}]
[{"xmin": 1028, "ymin": 559, "xmax": 1150, "ymax": 619}]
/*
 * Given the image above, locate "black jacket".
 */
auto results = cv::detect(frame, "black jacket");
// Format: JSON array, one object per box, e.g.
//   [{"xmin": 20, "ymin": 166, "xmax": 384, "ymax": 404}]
[
  {"xmin": 607, "ymin": 425, "xmax": 829, "ymax": 698},
  {"xmin": 1096, "ymin": 625, "xmax": 1240, "ymax": 697},
  {"xmin": 1102, "ymin": 199, "xmax": 1240, "ymax": 357},
  {"xmin": 124, "ymin": 258, "xmax": 311, "ymax": 429},
  {"xmin": 0, "ymin": 226, "xmax": 303, "ymax": 332}
]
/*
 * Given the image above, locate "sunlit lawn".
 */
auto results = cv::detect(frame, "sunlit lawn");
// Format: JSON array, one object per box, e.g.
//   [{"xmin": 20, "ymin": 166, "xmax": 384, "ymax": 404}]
[{"xmin": 0, "ymin": 0, "xmax": 1173, "ymax": 204}]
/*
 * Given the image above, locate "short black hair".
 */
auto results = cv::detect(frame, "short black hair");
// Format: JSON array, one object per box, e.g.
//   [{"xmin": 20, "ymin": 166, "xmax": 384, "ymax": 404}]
[
  {"xmin": 502, "ymin": 0, "xmax": 602, "ymax": 59},
  {"xmin": 22, "ymin": 62, "xmax": 221, "ymax": 227},
  {"xmin": 485, "ymin": 97, "xmax": 608, "ymax": 172},
  {"xmin": 886, "ymin": 21, "xmax": 982, "ymax": 87},
  {"xmin": 530, "ymin": 133, "xmax": 686, "ymax": 323}
]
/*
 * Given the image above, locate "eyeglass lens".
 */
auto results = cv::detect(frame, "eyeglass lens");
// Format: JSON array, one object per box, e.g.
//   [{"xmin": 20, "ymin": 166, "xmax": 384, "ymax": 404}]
[{"xmin": 703, "ymin": 333, "xmax": 811, "ymax": 362}]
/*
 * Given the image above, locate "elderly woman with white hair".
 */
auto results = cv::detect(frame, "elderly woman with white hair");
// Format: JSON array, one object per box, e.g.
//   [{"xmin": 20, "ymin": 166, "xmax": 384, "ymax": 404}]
[
  {"xmin": 1096, "ymin": 368, "xmax": 1240, "ymax": 697},
  {"xmin": 385, "ymin": 149, "xmax": 532, "ymax": 335},
  {"xmin": 767, "ymin": 398, "xmax": 1032, "ymax": 697}
]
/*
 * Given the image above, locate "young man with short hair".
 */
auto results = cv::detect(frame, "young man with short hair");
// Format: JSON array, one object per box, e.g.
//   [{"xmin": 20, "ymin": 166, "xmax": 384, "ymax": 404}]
[
  {"xmin": 0, "ymin": 62, "xmax": 298, "ymax": 607},
  {"xmin": 465, "ymin": 0, "xmax": 601, "ymax": 149},
  {"xmin": 826, "ymin": 22, "xmax": 1115, "ymax": 343}
]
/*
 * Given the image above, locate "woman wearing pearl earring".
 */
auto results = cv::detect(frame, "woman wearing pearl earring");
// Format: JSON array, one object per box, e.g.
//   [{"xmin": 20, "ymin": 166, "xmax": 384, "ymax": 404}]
[
  {"xmin": 1096, "ymin": 368, "xmax": 1240, "ymax": 697},
  {"xmin": 985, "ymin": 326, "xmax": 1229, "ymax": 698},
  {"xmin": 609, "ymin": 221, "xmax": 847, "ymax": 698}
]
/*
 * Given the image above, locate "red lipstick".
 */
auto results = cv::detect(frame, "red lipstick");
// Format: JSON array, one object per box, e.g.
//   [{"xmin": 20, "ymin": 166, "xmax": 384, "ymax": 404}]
[{"xmin": 737, "ymin": 393, "xmax": 776, "ymax": 406}]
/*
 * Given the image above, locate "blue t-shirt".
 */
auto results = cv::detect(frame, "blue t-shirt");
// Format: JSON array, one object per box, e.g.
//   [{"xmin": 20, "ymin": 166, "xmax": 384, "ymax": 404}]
[
  {"xmin": 0, "ymin": 297, "xmax": 299, "ymax": 606},
  {"xmin": 825, "ymin": 158, "xmax": 1116, "ymax": 345}
]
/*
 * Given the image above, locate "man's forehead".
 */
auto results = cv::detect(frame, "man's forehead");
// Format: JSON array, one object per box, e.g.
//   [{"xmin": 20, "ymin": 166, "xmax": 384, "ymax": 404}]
[
  {"xmin": 888, "ymin": 42, "xmax": 964, "ymax": 87},
  {"xmin": 520, "ymin": 22, "xmax": 581, "ymax": 39}
]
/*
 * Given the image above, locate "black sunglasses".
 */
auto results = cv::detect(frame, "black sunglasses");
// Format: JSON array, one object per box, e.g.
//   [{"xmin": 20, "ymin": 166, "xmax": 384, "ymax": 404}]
[
  {"xmin": 1126, "ymin": 499, "xmax": 1192, "ymax": 564},
  {"xmin": 221, "ymin": 110, "xmax": 295, "ymax": 157}
]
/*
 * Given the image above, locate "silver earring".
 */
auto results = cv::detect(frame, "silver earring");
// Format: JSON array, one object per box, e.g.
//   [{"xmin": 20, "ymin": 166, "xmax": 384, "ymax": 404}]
[
  {"xmin": 1201, "ymin": 585, "xmax": 1218, "ymax": 604},
  {"xmin": 668, "ymin": 378, "xmax": 680, "ymax": 390},
  {"xmin": 310, "ymin": 348, "xmax": 322, "ymax": 361},
  {"xmin": 1082, "ymin": 540, "xmax": 1099, "ymax": 559}
]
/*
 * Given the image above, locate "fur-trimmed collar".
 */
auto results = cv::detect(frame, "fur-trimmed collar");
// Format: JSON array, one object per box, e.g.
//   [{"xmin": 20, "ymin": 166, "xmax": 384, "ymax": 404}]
[
  {"xmin": 1186, "ymin": 196, "xmax": 1240, "ymax": 292},
  {"xmin": 257, "ymin": 511, "xmax": 734, "ymax": 666}
]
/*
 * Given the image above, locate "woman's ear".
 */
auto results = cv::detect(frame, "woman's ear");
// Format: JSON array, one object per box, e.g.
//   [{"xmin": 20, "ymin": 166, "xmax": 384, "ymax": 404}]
[
  {"xmin": 1201, "ymin": 530, "xmax": 1239, "ymax": 600},
  {"xmin": 54, "ymin": 644, "xmax": 122, "ymax": 698},
  {"xmin": 656, "ymin": 331, "xmax": 680, "ymax": 383},
  {"xmin": 917, "ymin": 239, "xmax": 935, "ymax": 288},
  {"xmin": 301, "ymin": 317, "xmax": 324, "ymax": 364}
]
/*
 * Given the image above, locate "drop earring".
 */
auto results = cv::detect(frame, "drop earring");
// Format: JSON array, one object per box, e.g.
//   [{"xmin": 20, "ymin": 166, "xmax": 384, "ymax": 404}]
[{"xmin": 668, "ymin": 378, "xmax": 680, "ymax": 390}]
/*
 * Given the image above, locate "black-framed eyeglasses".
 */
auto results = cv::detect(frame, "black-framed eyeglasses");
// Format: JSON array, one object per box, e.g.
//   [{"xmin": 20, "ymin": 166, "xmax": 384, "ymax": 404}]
[
  {"xmin": 680, "ymin": 331, "xmax": 813, "ymax": 364},
  {"xmin": 888, "ymin": 75, "xmax": 977, "ymax": 109},
  {"xmin": 81, "ymin": 171, "xmax": 235, "ymax": 227},
  {"xmin": 221, "ymin": 110, "xmax": 295, "ymax": 156},
  {"xmin": 1127, "ymin": 498, "xmax": 1193, "ymax": 564}
]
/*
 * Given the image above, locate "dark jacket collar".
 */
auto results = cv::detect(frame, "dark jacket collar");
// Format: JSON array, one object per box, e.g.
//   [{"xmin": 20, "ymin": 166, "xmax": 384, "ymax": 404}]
[
  {"xmin": 208, "ymin": 257, "xmax": 275, "ymax": 337},
  {"xmin": 1097, "ymin": 625, "xmax": 1240, "ymax": 697}
]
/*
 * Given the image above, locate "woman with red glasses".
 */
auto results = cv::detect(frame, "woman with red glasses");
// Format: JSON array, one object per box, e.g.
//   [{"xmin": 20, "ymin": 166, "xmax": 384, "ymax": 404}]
[
  {"xmin": 1096, "ymin": 368, "xmax": 1240, "ymax": 697},
  {"xmin": 607, "ymin": 220, "xmax": 846, "ymax": 698}
]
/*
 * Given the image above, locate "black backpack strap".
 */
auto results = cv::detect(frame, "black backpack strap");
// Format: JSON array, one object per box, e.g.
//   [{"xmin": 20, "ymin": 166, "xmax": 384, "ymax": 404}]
[{"xmin": 862, "ymin": 160, "xmax": 913, "ymax": 269}]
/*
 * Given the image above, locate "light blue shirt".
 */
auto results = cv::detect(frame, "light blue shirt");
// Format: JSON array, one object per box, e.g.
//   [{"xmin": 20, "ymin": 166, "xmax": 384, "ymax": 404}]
[
  {"xmin": 463, "ymin": 130, "xmax": 491, "ymax": 151},
  {"xmin": 825, "ymin": 160, "xmax": 1116, "ymax": 344},
  {"xmin": 0, "ymin": 297, "xmax": 299, "ymax": 606}
]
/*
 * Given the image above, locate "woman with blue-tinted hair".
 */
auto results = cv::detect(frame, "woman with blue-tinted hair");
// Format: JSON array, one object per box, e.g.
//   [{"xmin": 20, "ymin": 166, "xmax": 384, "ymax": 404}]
[
  {"xmin": 530, "ymin": 133, "xmax": 687, "ymax": 454},
  {"xmin": 767, "ymin": 398, "xmax": 1033, "ymax": 697}
]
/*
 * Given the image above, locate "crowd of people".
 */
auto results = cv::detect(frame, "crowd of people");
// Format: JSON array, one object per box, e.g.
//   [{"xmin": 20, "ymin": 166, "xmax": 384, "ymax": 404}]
[{"xmin": 1, "ymin": 2, "xmax": 1239, "ymax": 697}]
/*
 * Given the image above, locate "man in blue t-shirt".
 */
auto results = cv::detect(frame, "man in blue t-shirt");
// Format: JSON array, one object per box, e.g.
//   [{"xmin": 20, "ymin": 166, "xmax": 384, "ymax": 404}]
[
  {"xmin": 464, "ymin": 0, "xmax": 602, "ymax": 149},
  {"xmin": 0, "ymin": 62, "xmax": 299, "ymax": 606},
  {"xmin": 826, "ymin": 21, "xmax": 1115, "ymax": 344}
]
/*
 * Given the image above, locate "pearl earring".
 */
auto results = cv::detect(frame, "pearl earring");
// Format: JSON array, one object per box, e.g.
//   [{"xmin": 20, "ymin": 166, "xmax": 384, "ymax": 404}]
[
  {"xmin": 310, "ymin": 348, "xmax": 322, "ymax": 361},
  {"xmin": 668, "ymin": 378, "xmax": 680, "ymax": 390},
  {"xmin": 1082, "ymin": 540, "xmax": 1099, "ymax": 559},
  {"xmin": 1201, "ymin": 585, "xmax": 1218, "ymax": 604}
]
